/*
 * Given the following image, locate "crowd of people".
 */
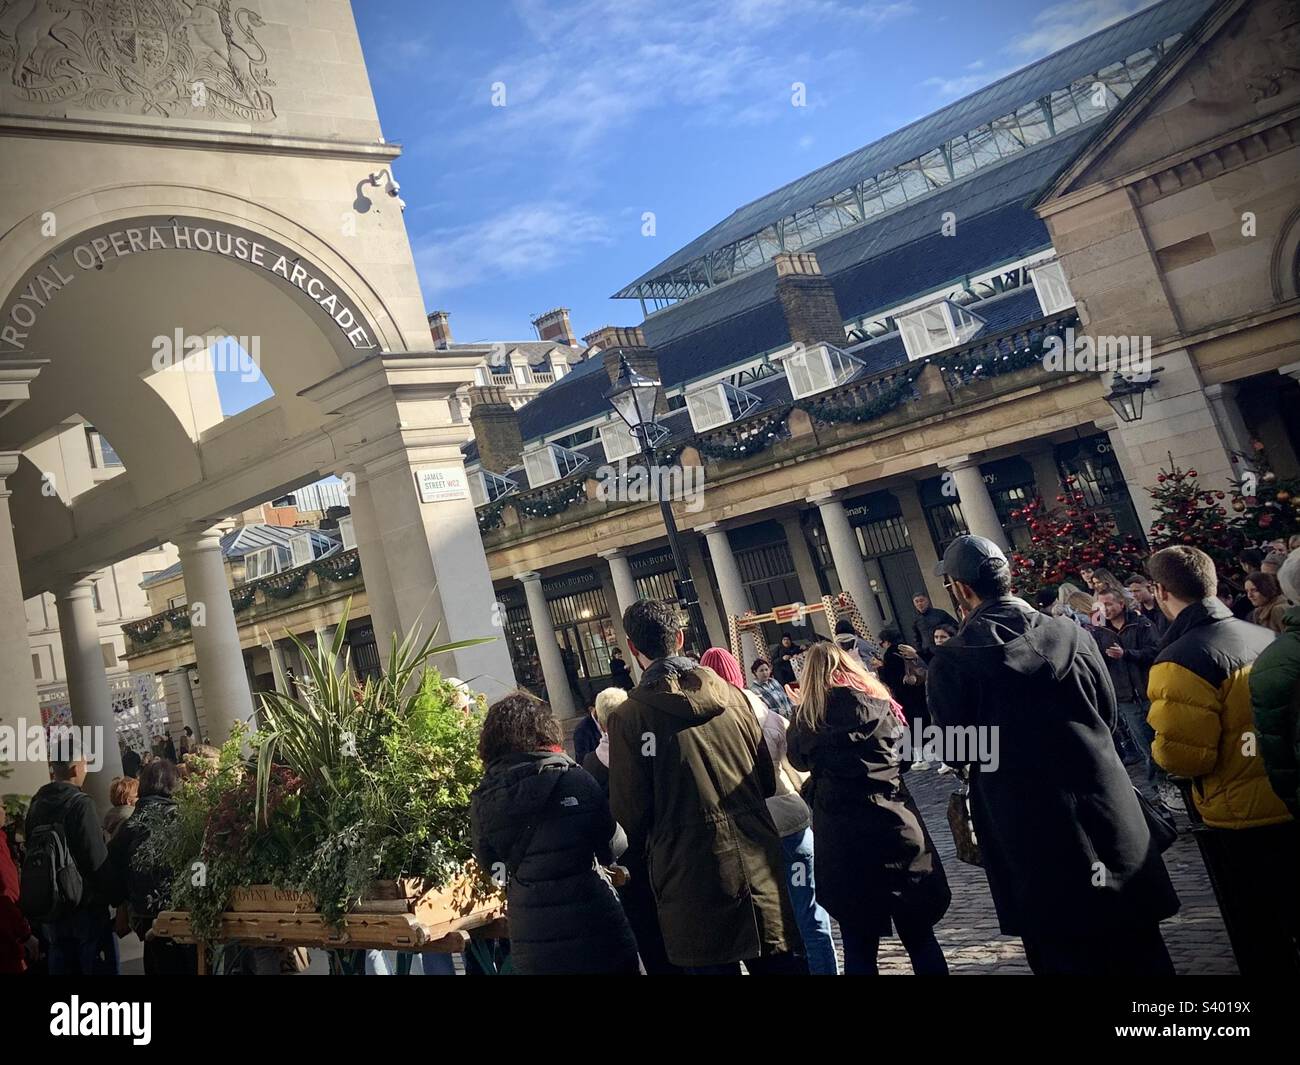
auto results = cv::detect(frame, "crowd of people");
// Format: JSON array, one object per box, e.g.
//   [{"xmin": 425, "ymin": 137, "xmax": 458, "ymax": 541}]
[
  {"xmin": 3, "ymin": 532, "xmax": 1295, "ymax": 977},
  {"xmin": 470, "ymin": 531, "xmax": 1299, "ymax": 976}
]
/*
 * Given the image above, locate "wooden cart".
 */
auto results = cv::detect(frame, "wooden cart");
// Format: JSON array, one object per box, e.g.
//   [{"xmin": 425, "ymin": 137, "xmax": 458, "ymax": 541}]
[{"xmin": 150, "ymin": 873, "xmax": 507, "ymax": 974}]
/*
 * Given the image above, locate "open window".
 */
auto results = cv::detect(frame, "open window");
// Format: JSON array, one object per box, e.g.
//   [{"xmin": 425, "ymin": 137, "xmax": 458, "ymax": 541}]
[
  {"xmin": 1030, "ymin": 260, "xmax": 1076, "ymax": 315},
  {"xmin": 684, "ymin": 381, "xmax": 762, "ymax": 432},
  {"xmin": 897, "ymin": 300, "xmax": 986, "ymax": 359}
]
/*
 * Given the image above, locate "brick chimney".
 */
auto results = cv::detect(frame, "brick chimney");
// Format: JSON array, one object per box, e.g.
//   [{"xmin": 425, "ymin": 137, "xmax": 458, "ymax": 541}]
[
  {"xmin": 467, "ymin": 386, "xmax": 523, "ymax": 473},
  {"xmin": 532, "ymin": 307, "xmax": 577, "ymax": 347},
  {"xmin": 583, "ymin": 325, "xmax": 668, "ymax": 416},
  {"xmin": 773, "ymin": 251, "xmax": 847, "ymax": 348},
  {"xmin": 428, "ymin": 310, "xmax": 453, "ymax": 347}
]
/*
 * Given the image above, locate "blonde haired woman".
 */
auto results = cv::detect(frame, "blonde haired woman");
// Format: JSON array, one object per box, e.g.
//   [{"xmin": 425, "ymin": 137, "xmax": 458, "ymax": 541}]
[
  {"xmin": 581, "ymin": 686, "xmax": 628, "ymax": 793},
  {"xmin": 787, "ymin": 642, "xmax": 950, "ymax": 975}
]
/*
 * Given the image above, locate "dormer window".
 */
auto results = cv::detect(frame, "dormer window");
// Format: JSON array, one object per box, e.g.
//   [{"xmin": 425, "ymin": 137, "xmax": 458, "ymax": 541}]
[
  {"xmin": 522, "ymin": 442, "xmax": 589, "ymax": 488},
  {"xmin": 897, "ymin": 300, "xmax": 986, "ymax": 359},
  {"xmin": 469, "ymin": 468, "xmax": 518, "ymax": 506},
  {"xmin": 599, "ymin": 421, "xmax": 642, "ymax": 463},
  {"xmin": 338, "ymin": 515, "xmax": 356, "ymax": 550},
  {"xmin": 777, "ymin": 342, "xmax": 864, "ymax": 399},
  {"xmin": 1030, "ymin": 260, "xmax": 1075, "ymax": 315},
  {"xmin": 685, "ymin": 381, "xmax": 762, "ymax": 432}
]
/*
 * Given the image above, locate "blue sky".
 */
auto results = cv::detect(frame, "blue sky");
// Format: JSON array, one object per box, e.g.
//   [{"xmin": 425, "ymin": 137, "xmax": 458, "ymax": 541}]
[{"xmin": 341, "ymin": 0, "xmax": 1159, "ymax": 350}]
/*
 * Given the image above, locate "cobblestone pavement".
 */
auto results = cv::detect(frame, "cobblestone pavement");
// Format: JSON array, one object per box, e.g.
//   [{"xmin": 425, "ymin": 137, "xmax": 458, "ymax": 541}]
[{"xmin": 864, "ymin": 764, "xmax": 1238, "ymax": 975}]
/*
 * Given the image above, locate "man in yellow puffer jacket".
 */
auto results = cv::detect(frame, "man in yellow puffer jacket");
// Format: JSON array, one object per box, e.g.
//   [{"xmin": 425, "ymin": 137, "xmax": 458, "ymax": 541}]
[{"xmin": 1146, "ymin": 546, "xmax": 1298, "ymax": 976}]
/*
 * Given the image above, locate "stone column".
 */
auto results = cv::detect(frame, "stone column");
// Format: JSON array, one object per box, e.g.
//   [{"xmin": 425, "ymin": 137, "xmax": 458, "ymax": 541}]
[
  {"xmin": 0, "ymin": 453, "xmax": 51, "ymax": 798},
  {"xmin": 946, "ymin": 456, "xmax": 1010, "ymax": 551},
  {"xmin": 1026, "ymin": 447, "xmax": 1064, "ymax": 504},
  {"xmin": 683, "ymin": 535, "xmax": 729, "ymax": 648},
  {"xmin": 597, "ymin": 550, "xmax": 641, "ymax": 681},
  {"xmin": 893, "ymin": 482, "xmax": 950, "ymax": 606},
  {"xmin": 807, "ymin": 495, "xmax": 886, "ymax": 635},
  {"xmin": 778, "ymin": 514, "xmax": 831, "ymax": 637},
  {"xmin": 54, "ymin": 577, "xmax": 122, "ymax": 811},
  {"xmin": 696, "ymin": 523, "xmax": 749, "ymax": 624},
  {"xmin": 1094, "ymin": 416, "xmax": 1157, "ymax": 537},
  {"xmin": 346, "ymin": 473, "xmax": 402, "ymax": 664},
  {"xmin": 517, "ymin": 571, "xmax": 575, "ymax": 718},
  {"xmin": 164, "ymin": 668, "xmax": 201, "ymax": 740},
  {"xmin": 1204, "ymin": 383, "xmax": 1254, "ymax": 463},
  {"xmin": 177, "ymin": 526, "xmax": 256, "ymax": 746}
]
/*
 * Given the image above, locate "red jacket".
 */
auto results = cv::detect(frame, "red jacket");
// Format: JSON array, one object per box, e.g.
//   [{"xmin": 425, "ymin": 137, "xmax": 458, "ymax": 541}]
[{"xmin": 0, "ymin": 833, "xmax": 30, "ymax": 973}]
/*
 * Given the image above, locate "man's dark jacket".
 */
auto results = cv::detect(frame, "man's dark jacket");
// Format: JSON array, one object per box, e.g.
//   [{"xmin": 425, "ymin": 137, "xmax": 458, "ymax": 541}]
[
  {"xmin": 23, "ymin": 782, "xmax": 111, "ymax": 918},
  {"xmin": 913, "ymin": 605, "xmax": 959, "ymax": 659},
  {"xmin": 1088, "ymin": 609, "xmax": 1159, "ymax": 703},
  {"xmin": 608, "ymin": 656, "xmax": 797, "ymax": 967},
  {"xmin": 927, "ymin": 596, "xmax": 1179, "ymax": 938}
]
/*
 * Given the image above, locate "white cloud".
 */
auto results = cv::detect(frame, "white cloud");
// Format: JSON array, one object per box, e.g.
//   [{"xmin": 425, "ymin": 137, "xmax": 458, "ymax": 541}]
[
  {"xmin": 1011, "ymin": 0, "xmax": 1158, "ymax": 58},
  {"xmin": 413, "ymin": 202, "xmax": 616, "ymax": 297},
  {"xmin": 455, "ymin": 0, "xmax": 917, "ymax": 155}
]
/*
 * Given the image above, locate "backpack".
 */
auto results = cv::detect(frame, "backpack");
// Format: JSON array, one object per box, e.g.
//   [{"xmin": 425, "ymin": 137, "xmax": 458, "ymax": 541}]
[{"xmin": 19, "ymin": 793, "xmax": 86, "ymax": 923}]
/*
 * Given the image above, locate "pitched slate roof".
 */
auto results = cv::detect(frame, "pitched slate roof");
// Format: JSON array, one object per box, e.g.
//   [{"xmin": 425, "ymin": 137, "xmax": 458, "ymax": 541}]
[{"xmin": 141, "ymin": 524, "xmax": 339, "ymax": 588}]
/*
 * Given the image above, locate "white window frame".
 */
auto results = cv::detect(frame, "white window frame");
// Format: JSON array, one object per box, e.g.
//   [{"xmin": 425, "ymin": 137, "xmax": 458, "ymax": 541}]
[
  {"xmin": 777, "ymin": 342, "xmax": 864, "ymax": 399},
  {"xmin": 1030, "ymin": 260, "xmax": 1075, "ymax": 315},
  {"xmin": 338, "ymin": 515, "xmax": 356, "ymax": 550},
  {"xmin": 685, "ymin": 381, "xmax": 763, "ymax": 432},
  {"xmin": 897, "ymin": 300, "xmax": 986, "ymax": 360},
  {"xmin": 243, "ymin": 545, "xmax": 279, "ymax": 583},
  {"xmin": 599, "ymin": 421, "xmax": 642, "ymax": 463},
  {"xmin": 290, "ymin": 533, "xmax": 315, "ymax": 569},
  {"xmin": 522, "ymin": 443, "xmax": 588, "ymax": 488}
]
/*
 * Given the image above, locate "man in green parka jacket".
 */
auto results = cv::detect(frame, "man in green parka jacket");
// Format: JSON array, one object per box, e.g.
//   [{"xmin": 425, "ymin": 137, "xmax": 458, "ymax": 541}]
[
  {"xmin": 608, "ymin": 599, "xmax": 800, "ymax": 973},
  {"xmin": 1250, "ymin": 552, "xmax": 1300, "ymax": 818}
]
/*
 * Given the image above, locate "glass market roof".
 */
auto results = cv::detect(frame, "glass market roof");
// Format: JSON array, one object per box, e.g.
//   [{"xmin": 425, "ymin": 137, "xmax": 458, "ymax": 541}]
[{"xmin": 613, "ymin": 0, "xmax": 1214, "ymax": 306}]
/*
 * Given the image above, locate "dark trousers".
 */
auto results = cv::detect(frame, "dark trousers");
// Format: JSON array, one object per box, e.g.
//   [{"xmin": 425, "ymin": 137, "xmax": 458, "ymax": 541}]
[
  {"xmin": 44, "ymin": 908, "xmax": 118, "ymax": 976},
  {"xmin": 143, "ymin": 936, "xmax": 198, "ymax": 976},
  {"xmin": 840, "ymin": 909, "xmax": 948, "ymax": 975},
  {"xmin": 618, "ymin": 860, "xmax": 681, "ymax": 975},
  {"xmin": 1021, "ymin": 921, "xmax": 1174, "ymax": 976},
  {"xmin": 1196, "ymin": 820, "xmax": 1300, "ymax": 976}
]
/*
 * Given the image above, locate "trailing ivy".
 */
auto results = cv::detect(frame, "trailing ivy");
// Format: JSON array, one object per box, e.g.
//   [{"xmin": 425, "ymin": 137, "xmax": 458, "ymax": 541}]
[
  {"xmin": 313, "ymin": 550, "xmax": 362, "ymax": 583},
  {"xmin": 513, "ymin": 478, "xmax": 588, "ymax": 519},
  {"xmin": 124, "ymin": 616, "xmax": 166, "ymax": 646},
  {"xmin": 262, "ymin": 569, "xmax": 309, "ymax": 600},
  {"xmin": 230, "ymin": 586, "xmax": 257, "ymax": 613},
  {"xmin": 476, "ymin": 500, "xmax": 506, "ymax": 532}
]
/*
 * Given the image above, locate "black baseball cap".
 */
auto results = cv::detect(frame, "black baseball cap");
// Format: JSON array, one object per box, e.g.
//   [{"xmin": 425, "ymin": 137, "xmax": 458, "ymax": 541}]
[{"xmin": 935, "ymin": 534, "xmax": 1009, "ymax": 584}]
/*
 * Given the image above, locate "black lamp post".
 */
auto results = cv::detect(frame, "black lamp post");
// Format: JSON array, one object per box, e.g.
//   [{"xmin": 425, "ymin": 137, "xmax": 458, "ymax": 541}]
[
  {"xmin": 1104, "ymin": 369, "xmax": 1160, "ymax": 423},
  {"xmin": 605, "ymin": 354, "xmax": 709, "ymax": 658}
]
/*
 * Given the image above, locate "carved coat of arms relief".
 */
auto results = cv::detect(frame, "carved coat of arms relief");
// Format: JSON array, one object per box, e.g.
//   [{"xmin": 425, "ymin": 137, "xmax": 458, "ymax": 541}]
[{"xmin": 0, "ymin": 0, "xmax": 276, "ymax": 121}]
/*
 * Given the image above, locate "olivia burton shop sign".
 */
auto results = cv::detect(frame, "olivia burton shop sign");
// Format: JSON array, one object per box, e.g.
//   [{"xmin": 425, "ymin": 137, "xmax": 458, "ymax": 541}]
[{"xmin": 1, "ymin": 219, "xmax": 378, "ymax": 351}]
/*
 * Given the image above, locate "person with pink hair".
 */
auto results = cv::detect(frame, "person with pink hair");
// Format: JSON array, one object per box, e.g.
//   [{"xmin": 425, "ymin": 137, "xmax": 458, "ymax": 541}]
[{"xmin": 700, "ymin": 647, "xmax": 838, "ymax": 974}]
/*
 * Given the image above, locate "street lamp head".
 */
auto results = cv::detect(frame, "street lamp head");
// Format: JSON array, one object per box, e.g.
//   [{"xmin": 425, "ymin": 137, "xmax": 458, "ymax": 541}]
[
  {"xmin": 605, "ymin": 354, "xmax": 661, "ymax": 432},
  {"xmin": 1104, "ymin": 370, "xmax": 1158, "ymax": 424}
]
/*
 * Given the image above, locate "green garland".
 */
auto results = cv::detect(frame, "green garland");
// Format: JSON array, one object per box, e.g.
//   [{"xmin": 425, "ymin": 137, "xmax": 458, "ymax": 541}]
[
  {"xmin": 262, "ymin": 569, "xmax": 310, "ymax": 600},
  {"xmin": 938, "ymin": 314, "xmax": 1079, "ymax": 384},
  {"xmin": 477, "ymin": 500, "xmax": 506, "ymax": 532},
  {"xmin": 514, "ymin": 477, "xmax": 588, "ymax": 518},
  {"xmin": 797, "ymin": 373, "xmax": 916, "ymax": 425},
  {"xmin": 230, "ymin": 586, "xmax": 257, "ymax": 613},
  {"xmin": 166, "ymin": 607, "xmax": 192, "ymax": 631},
  {"xmin": 124, "ymin": 616, "xmax": 166, "ymax": 646},
  {"xmin": 313, "ymin": 550, "xmax": 362, "ymax": 583},
  {"xmin": 695, "ymin": 409, "xmax": 790, "ymax": 461}
]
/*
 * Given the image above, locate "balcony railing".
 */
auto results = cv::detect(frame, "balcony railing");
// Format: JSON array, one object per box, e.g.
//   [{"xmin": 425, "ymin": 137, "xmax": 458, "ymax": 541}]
[{"xmin": 123, "ymin": 549, "xmax": 362, "ymax": 652}]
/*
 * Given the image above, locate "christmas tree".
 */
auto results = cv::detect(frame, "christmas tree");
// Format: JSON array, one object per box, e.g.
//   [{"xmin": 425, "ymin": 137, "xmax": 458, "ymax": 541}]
[
  {"xmin": 1008, "ymin": 477, "xmax": 1147, "ymax": 594},
  {"xmin": 1228, "ymin": 440, "xmax": 1300, "ymax": 546},
  {"xmin": 1146, "ymin": 455, "xmax": 1243, "ymax": 574}
]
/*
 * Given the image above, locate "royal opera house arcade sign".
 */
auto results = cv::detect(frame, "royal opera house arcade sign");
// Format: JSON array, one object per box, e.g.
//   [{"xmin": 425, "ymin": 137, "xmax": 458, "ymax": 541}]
[{"xmin": 1, "ymin": 216, "xmax": 379, "ymax": 353}]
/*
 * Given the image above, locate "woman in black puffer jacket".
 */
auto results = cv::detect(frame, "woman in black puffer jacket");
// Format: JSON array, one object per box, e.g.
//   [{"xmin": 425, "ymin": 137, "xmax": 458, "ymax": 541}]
[
  {"xmin": 788, "ymin": 642, "xmax": 951, "ymax": 975},
  {"xmin": 471, "ymin": 691, "xmax": 639, "ymax": 975}
]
